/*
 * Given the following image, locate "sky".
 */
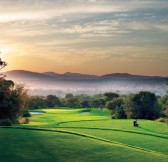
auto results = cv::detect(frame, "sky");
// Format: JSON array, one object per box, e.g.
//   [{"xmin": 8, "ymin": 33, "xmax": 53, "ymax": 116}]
[{"xmin": 0, "ymin": 0, "xmax": 168, "ymax": 76}]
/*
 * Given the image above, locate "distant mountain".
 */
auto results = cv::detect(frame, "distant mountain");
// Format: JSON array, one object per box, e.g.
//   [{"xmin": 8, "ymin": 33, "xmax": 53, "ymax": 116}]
[
  {"xmin": 100, "ymin": 73, "xmax": 164, "ymax": 80},
  {"xmin": 4, "ymin": 70, "xmax": 54, "ymax": 80},
  {"xmin": 3, "ymin": 70, "xmax": 167, "ymax": 96},
  {"xmin": 43, "ymin": 72, "xmax": 98, "ymax": 80},
  {"xmin": 5, "ymin": 70, "xmax": 166, "ymax": 81}
]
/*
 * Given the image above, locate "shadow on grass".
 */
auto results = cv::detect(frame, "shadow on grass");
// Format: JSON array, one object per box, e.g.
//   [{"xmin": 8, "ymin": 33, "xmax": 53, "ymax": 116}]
[
  {"xmin": 1, "ymin": 126, "xmax": 167, "ymax": 157},
  {"xmin": 56, "ymin": 126, "xmax": 168, "ymax": 139},
  {"xmin": 137, "ymin": 126, "xmax": 168, "ymax": 136}
]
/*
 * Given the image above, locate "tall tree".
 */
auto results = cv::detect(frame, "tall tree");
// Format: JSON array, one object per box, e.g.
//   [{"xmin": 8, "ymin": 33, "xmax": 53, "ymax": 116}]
[
  {"xmin": 103, "ymin": 92, "xmax": 119, "ymax": 102},
  {"xmin": 125, "ymin": 91, "xmax": 161, "ymax": 120},
  {"xmin": 46, "ymin": 95, "xmax": 61, "ymax": 108},
  {"xmin": 0, "ymin": 57, "xmax": 28, "ymax": 123}
]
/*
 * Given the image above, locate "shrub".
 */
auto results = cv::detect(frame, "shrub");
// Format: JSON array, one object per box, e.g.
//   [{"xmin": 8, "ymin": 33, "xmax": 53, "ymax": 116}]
[
  {"xmin": 22, "ymin": 110, "xmax": 31, "ymax": 117},
  {"xmin": 19, "ymin": 118, "xmax": 29, "ymax": 124},
  {"xmin": 158, "ymin": 118, "xmax": 165, "ymax": 123},
  {"xmin": 114, "ymin": 106, "xmax": 127, "ymax": 119},
  {"xmin": 0, "ymin": 119, "xmax": 12, "ymax": 126}
]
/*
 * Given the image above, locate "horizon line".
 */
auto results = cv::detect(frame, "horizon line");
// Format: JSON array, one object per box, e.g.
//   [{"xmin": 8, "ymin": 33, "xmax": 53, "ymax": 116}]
[{"xmin": 3, "ymin": 69, "xmax": 168, "ymax": 77}]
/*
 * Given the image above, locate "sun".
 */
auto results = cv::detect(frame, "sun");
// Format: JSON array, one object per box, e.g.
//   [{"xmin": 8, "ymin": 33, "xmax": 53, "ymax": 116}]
[{"xmin": 0, "ymin": 42, "xmax": 17, "ymax": 58}]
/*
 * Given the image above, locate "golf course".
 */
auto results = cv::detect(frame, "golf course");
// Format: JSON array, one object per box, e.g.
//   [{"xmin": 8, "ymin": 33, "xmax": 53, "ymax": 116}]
[{"xmin": 0, "ymin": 108, "xmax": 168, "ymax": 162}]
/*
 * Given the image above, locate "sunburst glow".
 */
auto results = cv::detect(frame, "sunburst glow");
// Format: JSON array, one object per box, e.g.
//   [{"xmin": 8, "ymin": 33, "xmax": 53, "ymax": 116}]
[{"xmin": 0, "ymin": 0, "xmax": 167, "ymax": 76}]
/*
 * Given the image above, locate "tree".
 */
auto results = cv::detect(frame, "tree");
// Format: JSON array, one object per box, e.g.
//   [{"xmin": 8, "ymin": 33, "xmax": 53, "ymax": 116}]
[
  {"xmin": 0, "ymin": 57, "xmax": 28, "ymax": 123},
  {"xmin": 106, "ymin": 97, "xmax": 124, "ymax": 110},
  {"xmin": 103, "ymin": 92, "xmax": 119, "ymax": 101},
  {"xmin": 114, "ymin": 106, "xmax": 127, "ymax": 119},
  {"xmin": 90, "ymin": 98, "xmax": 105, "ymax": 108},
  {"xmin": 159, "ymin": 95, "xmax": 168, "ymax": 123},
  {"xmin": 125, "ymin": 91, "xmax": 161, "ymax": 120},
  {"xmin": 81, "ymin": 100, "xmax": 90, "ymax": 108},
  {"xmin": 46, "ymin": 95, "xmax": 61, "ymax": 108},
  {"xmin": 63, "ymin": 97, "xmax": 81, "ymax": 108},
  {"xmin": 106, "ymin": 97, "xmax": 126, "ymax": 119},
  {"xmin": 0, "ymin": 58, "xmax": 7, "ymax": 70},
  {"xmin": 27, "ymin": 96, "xmax": 46, "ymax": 109},
  {"xmin": 65, "ymin": 93, "xmax": 73, "ymax": 98},
  {"xmin": 0, "ymin": 78, "xmax": 28, "ymax": 122}
]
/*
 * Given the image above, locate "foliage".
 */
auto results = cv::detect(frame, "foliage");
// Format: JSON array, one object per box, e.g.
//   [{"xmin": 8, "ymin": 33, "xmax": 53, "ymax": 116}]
[
  {"xmin": 158, "ymin": 94, "xmax": 168, "ymax": 117},
  {"xmin": 46, "ymin": 95, "xmax": 62, "ymax": 108},
  {"xmin": 103, "ymin": 92, "xmax": 119, "ymax": 101},
  {"xmin": 26, "ymin": 91, "xmax": 166, "ymax": 120},
  {"xmin": 0, "ymin": 57, "xmax": 29, "ymax": 123},
  {"xmin": 22, "ymin": 110, "xmax": 31, "ymax": 117},
  {"xmin": 112, "ymin": 106, "xmax": 127, "ymax": 119},
  {"xmin": 28, "ymin": 96, "xmax": 46, "ymax": 109},
  {"xmin": 0, "ymin": 58, "xmax": 7, "ymax": 76},
  {"xmin": 63, "ymin": 97, "xmax": 81, "ymax": 108},
  {"xmin": 65, "ymin": 93, "xmax": 74, "ymax": 98},
  {"xmin": 0, "ymin": 118, "xmax": 12, "ymax": 126},
  {"xmin": 125, "ymin": 91, "xmax": 161, "ymax": 119},
  {"xmin": 106, "ymin": 97, "xmax": 124, "ymax": 110},
  {"xmin": 0, "ymin": 78, "xmax": 28, "ymax": 122},
  {"xmin": 80, "ymin": 100, "xmax": 90, "ymax": 108},
  {"xmin": 106, "ymin": 97, "xmax": 126, "ymax": 119},
  {"xmin": 90, "ymin": 98, "xmax": 105, "ymax": 108}
]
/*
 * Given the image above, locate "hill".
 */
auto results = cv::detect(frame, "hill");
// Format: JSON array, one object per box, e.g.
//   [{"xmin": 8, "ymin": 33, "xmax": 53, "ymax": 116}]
[
  {"xmin": 43, "ymin": 71, "xmax": 98, "ymax": 80},
  {"xmin": 3, "ymin": 70, "xmax": 167, "ymax": 96}
]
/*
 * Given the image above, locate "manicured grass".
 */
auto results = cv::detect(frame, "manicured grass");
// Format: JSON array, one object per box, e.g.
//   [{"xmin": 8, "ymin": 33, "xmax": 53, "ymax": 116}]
[
  {"xmin": 60, "ymin": 119, "xmax": 168, "ymax": 135},
  {"xmin": 1, "ymin": 128, "xmax": 168, "ymax": 162},
  {"xmin": 28, "ymin": 109, "xmax": 109, "ymax": 127},
  {"xmin": 58, "ymin": 128, "xmax": 168, "ymax": 154},
  {"xmin": 1, "ymin": 108, "xmax": 168, "ymax": 161}
]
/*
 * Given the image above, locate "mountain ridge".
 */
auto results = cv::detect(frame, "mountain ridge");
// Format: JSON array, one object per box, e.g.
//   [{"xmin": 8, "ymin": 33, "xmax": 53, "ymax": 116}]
[
  {"xmin": 4, "ymin": 70, "xmax": 166, "ymax": 80},
  {"xmin": 3, "ymin": 70, "xmax": 167, "ymax": 96}
]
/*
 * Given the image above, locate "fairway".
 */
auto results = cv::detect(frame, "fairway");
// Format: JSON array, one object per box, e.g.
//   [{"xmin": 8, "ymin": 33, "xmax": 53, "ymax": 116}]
[{"xmin": 0, "ymin": 108, "xmax": 168, "ymax": 162}]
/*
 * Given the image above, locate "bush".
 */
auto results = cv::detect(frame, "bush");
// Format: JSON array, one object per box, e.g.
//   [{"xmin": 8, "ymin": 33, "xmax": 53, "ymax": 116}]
[
  {"xmin": 19, "ymin": 118, "xmax": 29, "ymax": 124},
  {"xmin": 114, "ymin": 106, "xmax": 127, "ymax": 119},
  {"xmin": 158, "ymin": 118, "xmax": 168, "ymax": 123},
  {"xmin": 0, "ymin": 119, "xmax": 12, "ymax": 126},
  {"xmin": 158, "ymin": 118, "xmax": 165, "ymax": 123},
  {"xmin": 22, "ymin": 110, "xmax": 31, "ymax": 117}
]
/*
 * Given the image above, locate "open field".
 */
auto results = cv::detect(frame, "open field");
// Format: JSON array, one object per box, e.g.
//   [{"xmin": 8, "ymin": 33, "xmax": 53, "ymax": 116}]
[{"xmin": 0, "ymin": 108, "xmax": 168, "ymax": 162}]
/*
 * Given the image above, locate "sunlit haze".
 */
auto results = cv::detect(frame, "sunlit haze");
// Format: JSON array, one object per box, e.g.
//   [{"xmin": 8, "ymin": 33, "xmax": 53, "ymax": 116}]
[{"xmin": 0, "ymin": 0, "xmax": 168, "ymax": 76}]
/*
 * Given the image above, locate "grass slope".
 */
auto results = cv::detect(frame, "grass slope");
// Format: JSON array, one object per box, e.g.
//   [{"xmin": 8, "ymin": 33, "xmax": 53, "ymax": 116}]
[{"xmin": 0, "ymin": 108, "xmax": 168, "ymax": 162}]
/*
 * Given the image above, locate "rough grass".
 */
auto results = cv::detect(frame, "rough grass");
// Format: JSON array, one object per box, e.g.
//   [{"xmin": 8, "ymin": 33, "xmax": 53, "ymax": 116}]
[{"xmin": 0, "ymin": 108, "xmax": 168, "ymax": 162}]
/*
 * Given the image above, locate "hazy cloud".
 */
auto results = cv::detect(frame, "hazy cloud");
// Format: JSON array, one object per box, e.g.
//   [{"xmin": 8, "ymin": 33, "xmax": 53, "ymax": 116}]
[{"xmin": 0, "ymin": 0, "xmax": 168, "ymax": 76}]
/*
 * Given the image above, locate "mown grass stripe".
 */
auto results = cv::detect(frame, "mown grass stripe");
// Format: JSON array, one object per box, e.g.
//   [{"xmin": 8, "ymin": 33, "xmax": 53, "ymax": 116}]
[
  {"xmin": 56, "ymin": 119, "xmax": 109, "ymax": 126},
  {"xmin": 57, "ymin": 126, "xmax": 168, "ymax": 139},
  {"xmin": 1, "ymin": 126, "xmax": 167, "ymax": 157}
]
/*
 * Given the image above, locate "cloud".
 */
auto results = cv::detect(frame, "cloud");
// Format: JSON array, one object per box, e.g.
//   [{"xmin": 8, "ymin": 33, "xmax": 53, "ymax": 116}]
[
  {"xmin": 0, "ymin": 0, "xmax": 168, "ymax": 76},
  {"xmin": 1, "ymin": 0, "xmax": 167, "ymax": 23}
]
